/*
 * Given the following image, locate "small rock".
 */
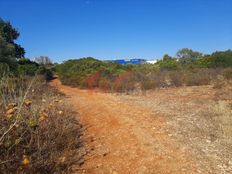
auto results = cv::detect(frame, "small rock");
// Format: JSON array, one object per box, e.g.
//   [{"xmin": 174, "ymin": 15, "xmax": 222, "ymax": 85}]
[
  {"xmin": 96, "ymin": 164, "xmax": 102, "ymax": 168},
  {"xmin": 58, "ymin": 110, "xmax": 63, "ymax": 115},
  {"xmin": 103, "ymin": 152, "xmax": 108, "ymax": 156},
  {"xmin": 228, "ymin": 160, "xmax": 232, "ymax": 166}
]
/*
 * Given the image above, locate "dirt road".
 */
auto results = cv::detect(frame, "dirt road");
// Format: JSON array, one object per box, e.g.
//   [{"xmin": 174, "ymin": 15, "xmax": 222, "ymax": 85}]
[{"xmin": 51, "ymin": 79, "xmax": 200, "ymax": 174}]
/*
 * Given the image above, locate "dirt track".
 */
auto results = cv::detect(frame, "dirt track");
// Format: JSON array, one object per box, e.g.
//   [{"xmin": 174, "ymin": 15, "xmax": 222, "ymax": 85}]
[{"xmin": 50, "ymin": 79, "xmax": 204, "ymax": 174}]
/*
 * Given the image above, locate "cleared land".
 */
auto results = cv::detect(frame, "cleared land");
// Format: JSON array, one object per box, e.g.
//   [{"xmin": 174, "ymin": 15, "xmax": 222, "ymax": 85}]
[{"xmin": 51, "ymin": 79, "xmax": 232, "ymax": 174}]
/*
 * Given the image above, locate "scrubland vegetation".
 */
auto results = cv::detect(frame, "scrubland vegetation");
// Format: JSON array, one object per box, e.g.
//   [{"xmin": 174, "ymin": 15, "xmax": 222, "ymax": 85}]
[{"xmin": 56, "ymin": 49, "xmax": 232, "ymax": 93}]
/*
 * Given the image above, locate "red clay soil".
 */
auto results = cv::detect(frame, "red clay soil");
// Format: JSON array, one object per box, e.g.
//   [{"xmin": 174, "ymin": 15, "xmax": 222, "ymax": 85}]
[{"xmin": 50, "ymin": 79, "xmax": 200, "ymax": 174}]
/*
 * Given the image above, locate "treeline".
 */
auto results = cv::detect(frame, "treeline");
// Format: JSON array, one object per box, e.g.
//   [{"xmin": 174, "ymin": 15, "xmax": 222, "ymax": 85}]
[
  {"xmin": 0, "ymin": 18, "xmax": 53, "ymax": 78},
  {"xmin": 156, "ymin": 48, "xmax": 232, "ymax": 70},
  {"xmin": 56, "ymin": 49, "xmax": 232, "ymax": 92}
]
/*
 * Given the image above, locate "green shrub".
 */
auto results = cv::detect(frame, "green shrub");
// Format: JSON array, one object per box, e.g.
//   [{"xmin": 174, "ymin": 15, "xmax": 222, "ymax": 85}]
[
  {"xmin": 17, "ymin": 64, "xmax": 38, "ymax": 75},
  {"xmin": 0, "ymin": 63, "xmax": 10, "ymax": 77},
  {"xmin": 156, "ymin": 58, "xmax": 181, "ymax": 70}
]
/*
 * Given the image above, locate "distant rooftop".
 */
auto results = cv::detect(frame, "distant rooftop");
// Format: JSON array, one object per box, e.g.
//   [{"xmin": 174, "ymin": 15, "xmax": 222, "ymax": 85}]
[
  {"xmin": 108, "ymin": 59, "xmax": 147, "ymax": 65},
  {"xmin": 107, "ymin": 59, "xmax": 158, "ymax": 65}
]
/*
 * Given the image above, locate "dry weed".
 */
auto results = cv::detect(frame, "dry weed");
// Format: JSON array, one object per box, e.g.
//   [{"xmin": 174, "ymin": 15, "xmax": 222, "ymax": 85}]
[{"xmin": 0, "ymin": 74, "xmax": 84, "ymax": 174}]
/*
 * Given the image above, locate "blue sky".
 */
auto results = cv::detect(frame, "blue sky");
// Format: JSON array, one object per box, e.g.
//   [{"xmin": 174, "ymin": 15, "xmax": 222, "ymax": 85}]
[{"xmin": 0, "ymin": 0, "xmax": 232, "ymax": 62}]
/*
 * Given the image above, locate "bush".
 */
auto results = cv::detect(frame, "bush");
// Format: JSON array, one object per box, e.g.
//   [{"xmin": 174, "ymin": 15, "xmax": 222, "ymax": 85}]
[
  {"xmin": 0, "ymin": 63, "xmax": 10, "ymax": 77},
  {"xmin": 99, "ymin": 78, "xmax": 112, "ymax": 91},
  {"xmin": 222, "ymin": 68, "xmax": 232, "ymax": 80},
  {"xmin": 0, "ymin": 75, "xmax": 84, "ymax": 173},
  {"xmin": 112, "ymin": 71, "xmax": 136, "ymax": 92},
  {"xmin": 156, "ymin": 58, "xmax": 181, "ymax": 70},
  {"xmin": 141, "ymin": 79, "xmax": 157, "ymax": 90},
  {"xmin": 183, "ymin": 69, "xmax": 215, "ymax": 86},
  {"xmin": 168, "ymin": 71, "xmax": 184, "ymax": 87},
  {"xmin": 17, "ymin": 64, "xmax": 39, "ymax": 76}
]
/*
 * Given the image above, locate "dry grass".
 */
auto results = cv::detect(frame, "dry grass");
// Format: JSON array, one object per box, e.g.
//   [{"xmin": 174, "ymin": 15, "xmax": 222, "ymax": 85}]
[
  {"xmin": 115, "ymin": 68, "xmax": 230, "ymax": 92},
  {"xmin": 210, "ymin": 101, "xmax": 232, "ymax": 138},
  {"xmin": 212, "ymin": 79, "xmax": 232, "ymax": 139},
  {"xmin": 0, "ymin": 75, "xmax": 84, "ymax": 174},
  {"xmin": 117, "ymin": 82, "xmax": 232, "ymax": 173}
]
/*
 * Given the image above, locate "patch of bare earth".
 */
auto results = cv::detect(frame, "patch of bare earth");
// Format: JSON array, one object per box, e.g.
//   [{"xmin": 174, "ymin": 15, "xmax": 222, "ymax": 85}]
[{"xmin": 51, "ymin": 79, "xmax": 232, "ymax": 174}]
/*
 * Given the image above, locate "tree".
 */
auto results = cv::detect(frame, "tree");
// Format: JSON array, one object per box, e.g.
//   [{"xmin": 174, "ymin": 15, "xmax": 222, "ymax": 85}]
[
  {"xmin": 176, "ymin": 48, "xmax": 202, "ymax": 66},
  {"xmin": 35, "ymin": 56, "xmax": 52, "ymax": 66},
  {"xmin": 155, "ymin": 54, "xmax": 180, "ymax": 70},
  {"xmin": 207, "ymin": 50, "xmax": 232, "ymax": 68},
  {"xmin": 0, "ymin": 35, "xmax": 17, "ymax": 70},
  {"xmin": 163, "ymin": 54, "xmax": 172, "ymax": 61},
  {"xmin": 0, "ymin": 18, "xmax": 25, "ymax": 58},
  {"xmin": 0, "ymin": 18, "xmax": 25, "ymax": 70}
]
